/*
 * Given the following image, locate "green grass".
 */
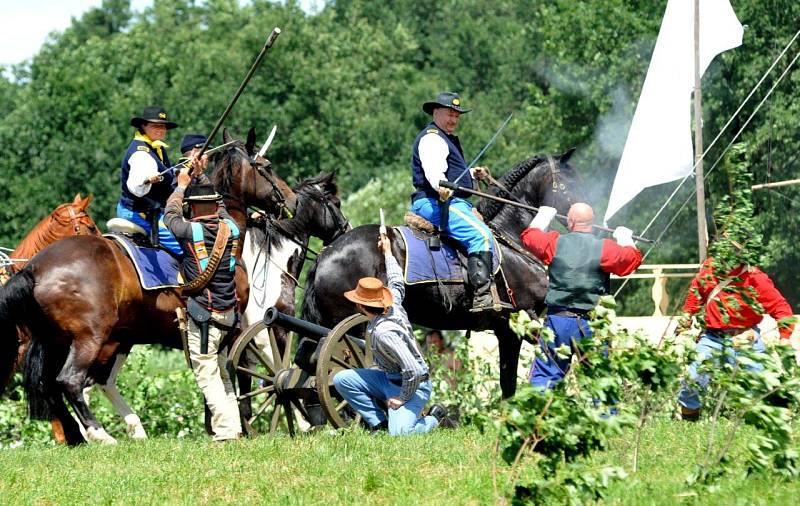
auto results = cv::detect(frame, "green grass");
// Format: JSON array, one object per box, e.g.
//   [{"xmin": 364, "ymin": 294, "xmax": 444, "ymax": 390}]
[{"xmin": 1, "ymin": 422, "xmax": 798, "ymax": 505}]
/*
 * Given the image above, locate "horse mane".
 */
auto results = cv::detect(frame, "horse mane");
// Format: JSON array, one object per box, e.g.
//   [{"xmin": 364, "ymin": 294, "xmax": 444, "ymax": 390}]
[
  {"xmin": 477, "ymin": 155, "xmax": 548, "ymax": 222},
  {"xmin": 271, "ymin": 172, "xmax": 338, "ymax": 240},
  {"xmin": 209, "ymin": 141, "xmax": 248, "ymax": 196},
  {"xmin": 11, "ymin": 204, "xmax": 79, "ymax": 268}
]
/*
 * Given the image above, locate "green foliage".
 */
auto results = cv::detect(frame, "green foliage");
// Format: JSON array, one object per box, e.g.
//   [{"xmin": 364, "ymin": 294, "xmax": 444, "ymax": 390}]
[
  {"xmin": 427, "ymin": 335, "xmax": 501, "ymax": 429},
  {"xmin": 686, "ymin": 340, "xmax": 800, "ymax": 489},
  {"xmin": 708, "ymin": 144, "xmax": 765, "ymax": 273},
  {"xmin": 498, "ymin": 296, "xmax": 684, "ymax": 504}
]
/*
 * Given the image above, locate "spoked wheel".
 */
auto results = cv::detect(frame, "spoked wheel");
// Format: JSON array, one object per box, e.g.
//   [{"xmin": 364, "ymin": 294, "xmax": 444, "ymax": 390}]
[
  {"xmin": 229, "ymin": 321, "xmax": 313, "ymax": 436},
  {"xmin": 315, "ymin": 313, "xmax": 372, "ymax": 429}
]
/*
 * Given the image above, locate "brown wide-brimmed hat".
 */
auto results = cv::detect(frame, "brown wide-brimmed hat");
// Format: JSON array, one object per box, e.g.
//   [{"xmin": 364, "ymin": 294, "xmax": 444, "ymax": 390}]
[
  {"xmin": 130, "ymin": 106, "xmax": 178, "ymax": 129},
  {"xmin": 344, "ymin": 277, "xmax": 393, "ymax": 309}
]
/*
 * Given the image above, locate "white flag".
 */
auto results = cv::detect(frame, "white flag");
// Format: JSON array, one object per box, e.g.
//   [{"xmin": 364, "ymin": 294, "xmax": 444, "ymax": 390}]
[{"xmin": 603, "ymin": 0, "xmax": 743, "ymax": 225}]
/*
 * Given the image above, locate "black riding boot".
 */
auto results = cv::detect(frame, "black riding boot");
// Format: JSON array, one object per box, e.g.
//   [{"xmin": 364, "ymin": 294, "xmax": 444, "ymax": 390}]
[{"xmin": 468, "ymin": 251, "xmax": 495, "ymax": 312}]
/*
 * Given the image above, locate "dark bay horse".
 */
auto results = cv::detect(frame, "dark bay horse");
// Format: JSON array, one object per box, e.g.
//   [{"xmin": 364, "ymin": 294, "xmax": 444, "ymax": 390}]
[
  {"xmin": 239, "ymin": 172, "xmax": 350, "ymax": 426},
  {"xmin": 301, "ymin": 151, "xmax": 585, "ymax": 399},
  {"xmin": 0, "ymin": 133, "xmax": 292, "ymax": 445}
]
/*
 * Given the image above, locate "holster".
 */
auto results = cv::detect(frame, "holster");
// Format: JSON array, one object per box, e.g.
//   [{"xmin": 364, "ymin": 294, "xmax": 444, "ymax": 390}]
[
  {"xmin": 186, "ymin": 298, "xmax": 211, "ymax": 354},
  {"xmin": 147, "ymin": 209, "xmax": 160, "ymax": 248},
  {"xmin": 439, "ymin": 197, "xmax": 450, "ymax": 233}
]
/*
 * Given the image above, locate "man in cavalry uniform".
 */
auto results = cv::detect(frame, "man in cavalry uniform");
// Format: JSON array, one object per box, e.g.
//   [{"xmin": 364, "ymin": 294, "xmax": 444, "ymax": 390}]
[
  {"xmin": 117, "ymin": 106, "xmax": 183, "ymax": 256},
  {"xmin": 409, "ymin": 91, "xmax": 499, "ymax": 312},
  {"xmin": 520, "ymin": 203, "xmax": 642, "ymax": 389}
]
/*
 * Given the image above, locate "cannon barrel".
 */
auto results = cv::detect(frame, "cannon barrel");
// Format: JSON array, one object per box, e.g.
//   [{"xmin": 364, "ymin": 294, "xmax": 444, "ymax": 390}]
[{"xmin": 263, "ymin": 306, "xmax": 332, "ymax": 340}]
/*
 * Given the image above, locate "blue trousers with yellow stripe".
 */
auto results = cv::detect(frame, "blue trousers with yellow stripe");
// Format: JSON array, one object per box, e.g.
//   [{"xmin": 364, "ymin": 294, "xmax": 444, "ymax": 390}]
[{"xmin": 410, "ymin": 197, "xmax": 493, "ymax": 254}]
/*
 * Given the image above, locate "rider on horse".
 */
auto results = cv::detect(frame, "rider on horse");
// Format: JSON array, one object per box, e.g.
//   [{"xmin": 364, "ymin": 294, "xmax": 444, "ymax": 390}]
[
  {"xmin": 409, "ymin": 92, "xmax": 497, "ymax": 312},
  {"xmin": 117, "ymin": 106, "xmax": 186, "ymax": 256}
]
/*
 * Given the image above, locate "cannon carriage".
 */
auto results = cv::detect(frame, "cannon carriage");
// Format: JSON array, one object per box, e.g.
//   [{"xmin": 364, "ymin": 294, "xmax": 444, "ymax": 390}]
[{"xmin": 229, "ymin": 307, "xmax": 374, "ymax": 435}]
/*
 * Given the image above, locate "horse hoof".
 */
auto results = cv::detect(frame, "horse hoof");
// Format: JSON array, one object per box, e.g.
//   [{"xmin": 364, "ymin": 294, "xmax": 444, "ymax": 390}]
[
  {"xmin": 128, "ymin": 426, "xmax": 148, "ymax": 439},
  {"xmin": 86, "ymin": 426, "xmax": 118, "ymax": 445}
]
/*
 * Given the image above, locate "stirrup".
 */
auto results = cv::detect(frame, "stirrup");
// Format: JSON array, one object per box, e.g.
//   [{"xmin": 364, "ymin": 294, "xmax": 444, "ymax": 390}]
[{"xmin": 469, "ymin": 285, "xmax": 513, "ymax": 313}]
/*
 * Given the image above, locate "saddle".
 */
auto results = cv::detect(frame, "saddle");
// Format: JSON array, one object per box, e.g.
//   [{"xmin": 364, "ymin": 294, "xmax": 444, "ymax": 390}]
[
  {"xmin": 104, "ymin": 218, "xmax": 182, "ymax": 290},
  {"xmin": 398, "ymin": 212, "xmax": 501, "ymax": 284}
]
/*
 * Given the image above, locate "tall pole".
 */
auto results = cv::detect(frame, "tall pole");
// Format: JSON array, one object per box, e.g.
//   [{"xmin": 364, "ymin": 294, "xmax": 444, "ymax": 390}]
[{"xmin": 694, "ymin": 0, "xmax": 708, "ymax": 260}]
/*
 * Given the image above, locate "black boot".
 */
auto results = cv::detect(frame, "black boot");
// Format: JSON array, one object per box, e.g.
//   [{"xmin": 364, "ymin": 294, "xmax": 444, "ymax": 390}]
[{"xmin": 468, "ymin": 251, "xmax": 495, "ymax": 312}]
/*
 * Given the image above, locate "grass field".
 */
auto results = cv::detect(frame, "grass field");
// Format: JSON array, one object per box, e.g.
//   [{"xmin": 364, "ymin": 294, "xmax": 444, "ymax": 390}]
[{"xmin": 1, "ymin": 419, "xmax": 798, "ymax": 505}]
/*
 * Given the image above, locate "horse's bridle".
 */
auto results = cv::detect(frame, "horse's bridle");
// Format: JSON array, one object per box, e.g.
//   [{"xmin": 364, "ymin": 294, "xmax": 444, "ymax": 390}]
[
  {"xmin": 53, "ymin": 206, "xmax": 95, "ymax": 236},
  {"xmin": 545, "ymin": 156, "xmax": 576, "ymax": 207},
  {"xmin": 299, "ymin": 183, "xmax": 350, "ymax": 244}
]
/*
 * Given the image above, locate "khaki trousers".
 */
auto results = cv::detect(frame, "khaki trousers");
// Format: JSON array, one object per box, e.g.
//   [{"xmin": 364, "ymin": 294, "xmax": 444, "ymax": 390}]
[{"xmin": 187, "ymin": 308, "xmax": 242, "ymax": 441}]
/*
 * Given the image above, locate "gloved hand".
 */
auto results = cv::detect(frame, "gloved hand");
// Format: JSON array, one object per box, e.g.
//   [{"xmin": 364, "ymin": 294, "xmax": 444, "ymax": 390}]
[
  {"xmin": 528, "ymin": 206, "xmax": 557, "ymax": 231},
  {"xmin": 438, "ymin": 186, "xmax": 454, "ymax": 202},
  {"xmin": 613, "ymin": 226, "xmax": 635, "ymax": 247}
]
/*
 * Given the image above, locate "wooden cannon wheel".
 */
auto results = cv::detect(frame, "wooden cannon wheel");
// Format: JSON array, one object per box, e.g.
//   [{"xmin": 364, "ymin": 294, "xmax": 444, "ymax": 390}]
[
  {"xmin": 315, "ymin": 313, "xmax": 373, "ymax": 429},
  {"xmin": 229, "ymin": 321, "xmax": 313, "ymax": 437}
]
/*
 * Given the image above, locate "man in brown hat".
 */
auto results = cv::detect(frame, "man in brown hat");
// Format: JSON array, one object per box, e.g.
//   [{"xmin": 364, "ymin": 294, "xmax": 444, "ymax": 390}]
[
  {"xmin": 409, "ymin": 92, "xmax": 500, "ymax": 312},
  {"xmin": 163, "ymin": 167, "xmax": 242, "ymax": 441},
  {"xmin": 117, "ymin": 106, "xmax": 184, "ymax": 255},
  {"xmin": 332, "ymin": 233, "xmax": 452, "ymax": 435}
]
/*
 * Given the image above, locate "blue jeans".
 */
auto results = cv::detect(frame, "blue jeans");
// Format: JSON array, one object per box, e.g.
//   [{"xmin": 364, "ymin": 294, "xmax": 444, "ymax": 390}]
[
  {"xmin": 410, "ymin": 197, "xmax": 493, "ymax": 254},
  {"xmin": 116, "ymin": 202, "xmax": 183, "ymax": 256},
  {"xmin": 332, "ymin": 369, "xmax": 438, "ymax": 436},
  {"xmin": 678, "ymin": 330, "xmax": 765, "ymax": 410},
  {"xmin": 529, "ymin": 314, "xmax": 592, "ymax": 390}
]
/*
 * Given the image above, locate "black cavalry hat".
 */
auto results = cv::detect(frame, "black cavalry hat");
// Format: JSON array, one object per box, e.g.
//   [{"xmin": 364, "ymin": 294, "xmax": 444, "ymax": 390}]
[
  {"xmin": 184, "ymin": 183, "xmax": 222, "ymax": 202},
  {"xmin": 180, "ymin": 134, "xmax": 209, "ymax": 155},
  {"xmin": 422, "ymin": 92, "xmax": 471, "ymax": 115},
  {"xmin": 130, "ymin": 106, "xmax": 178, "ymax": 130}
]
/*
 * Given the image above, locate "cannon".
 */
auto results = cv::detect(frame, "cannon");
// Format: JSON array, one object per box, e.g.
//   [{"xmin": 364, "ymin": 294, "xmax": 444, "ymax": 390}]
[{"xmin": 229, "ymin": 307, "xmax": 373, "ymax": 435}]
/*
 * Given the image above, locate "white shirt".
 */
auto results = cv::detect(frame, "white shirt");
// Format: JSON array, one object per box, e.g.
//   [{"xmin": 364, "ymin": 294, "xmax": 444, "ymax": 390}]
[
  {"xmin": 126, "ymin": 150, "xmax": 159, "ymax": 197},
  {"xmin": 418, "ymin": 132, "xmax": 476, "ymax": 190}
]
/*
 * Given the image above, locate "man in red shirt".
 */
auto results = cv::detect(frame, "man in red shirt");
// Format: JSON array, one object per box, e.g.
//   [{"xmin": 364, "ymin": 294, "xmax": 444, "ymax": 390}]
[
  {"xmin": 677, "ymin": 256, "xmax": 796, "ymax": 419},
  {"xmin": 520, "ymin": 203, "xmax": 642, "ymax": 389}
]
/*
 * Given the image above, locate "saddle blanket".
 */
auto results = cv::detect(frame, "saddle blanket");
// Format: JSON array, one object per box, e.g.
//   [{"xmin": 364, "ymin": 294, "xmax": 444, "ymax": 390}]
[
  {"xmin": 104, "ymin": 234, "xmax": 182, "ymax": 290},
  {"xmin": 395, "ymin": 226, "xmax": 501, "ymax": 285}
]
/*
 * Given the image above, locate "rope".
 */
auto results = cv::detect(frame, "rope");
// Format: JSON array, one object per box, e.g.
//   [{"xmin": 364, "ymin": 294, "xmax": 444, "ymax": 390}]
[
  {"xmin": 614, "ymin": 30, "xmax": 800, "ymax": 298},
  {"xmin": 634, "ymin": 27, "xmax": 800, "ymax": 240}
]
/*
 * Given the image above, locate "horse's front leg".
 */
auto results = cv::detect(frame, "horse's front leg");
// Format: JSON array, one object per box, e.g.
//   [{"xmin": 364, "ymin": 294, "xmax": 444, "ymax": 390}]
[{"xmin": 57, "ymin": 338, "xmax": 118, "ymax": 445}]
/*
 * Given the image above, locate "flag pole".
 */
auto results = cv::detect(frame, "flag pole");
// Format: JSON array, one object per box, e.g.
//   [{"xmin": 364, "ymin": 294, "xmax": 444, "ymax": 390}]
[{"xmin": 694, "ymin": 0, "xmax": 708, "ymax": 260}]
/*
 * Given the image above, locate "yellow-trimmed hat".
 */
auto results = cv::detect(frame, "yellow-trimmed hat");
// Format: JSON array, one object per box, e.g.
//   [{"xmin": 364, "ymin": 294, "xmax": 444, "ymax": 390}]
[{"xmin": 422, "ymin": 91, "xmax": 471, "ymax": 115}]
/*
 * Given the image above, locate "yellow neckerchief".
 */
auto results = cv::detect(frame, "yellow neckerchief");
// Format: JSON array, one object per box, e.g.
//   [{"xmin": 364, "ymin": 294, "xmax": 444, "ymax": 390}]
[{"xmin": 134, "ymin": 132, "xmax": 169, "ymax": 162}]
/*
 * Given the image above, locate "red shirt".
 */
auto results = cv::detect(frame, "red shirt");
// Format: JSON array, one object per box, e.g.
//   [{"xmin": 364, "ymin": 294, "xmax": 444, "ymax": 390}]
[
  {"xmin": 520, "ymin": 227, "xmax": 643, "ymax": 276},
  {"xmin": 683, "ymin": 258, "xmax": 795, "ymax": 339}
]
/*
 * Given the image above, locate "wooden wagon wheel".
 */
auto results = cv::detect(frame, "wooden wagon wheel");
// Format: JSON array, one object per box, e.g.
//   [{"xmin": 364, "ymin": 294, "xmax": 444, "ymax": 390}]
[
  {"xmin": 229, "ymin": 320, "xmax": 312, "ymax": 436},
  {"xmin": 315, "ymin": 313, "xmax": 373, "ymax": 429}
]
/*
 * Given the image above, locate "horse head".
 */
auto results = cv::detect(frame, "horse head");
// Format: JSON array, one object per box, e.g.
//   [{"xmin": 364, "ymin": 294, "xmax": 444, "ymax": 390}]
[
  {"xmin": 50, "ymin": 194, "xmax": 100, "ymax": 237},
  {"xmin": 291, "ymin": 172, "xmax": 350, "ymax": 245},
  {"xmin": 211, "ymin": 129, "xmax": 296, "ymax": 221},
  {"xmin": 477, "ymin": 149, "xmax": 587, "ymax": 234}
]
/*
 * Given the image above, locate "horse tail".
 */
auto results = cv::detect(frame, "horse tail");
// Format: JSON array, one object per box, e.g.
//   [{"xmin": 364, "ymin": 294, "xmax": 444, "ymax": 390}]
[
  {"xmin": 300, "ymin": 260, "xmax": 323, "ymax": 325},
  {"xmin": 23, "ymin": 338, "xmax": 52, "ymax": 420},
  {"xmin": 0, "ymin": 269, "xmax": 35, "ymax": 394}
]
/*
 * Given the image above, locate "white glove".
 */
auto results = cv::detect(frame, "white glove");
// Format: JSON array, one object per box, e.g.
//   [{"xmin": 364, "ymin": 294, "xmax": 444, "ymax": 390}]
[
  {"xmin": 613, "ymin": 226, "xmax": 635, "ymax": 247},
  {"xmin": 528, "ymin": 206, "xmax": 557, "ymax": 231}
]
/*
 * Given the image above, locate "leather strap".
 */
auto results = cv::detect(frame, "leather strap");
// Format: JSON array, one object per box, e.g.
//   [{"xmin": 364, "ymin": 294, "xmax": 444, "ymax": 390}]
[{"xmin": 182, "ymin": 221, "xmax": 231, "ymax": 295}]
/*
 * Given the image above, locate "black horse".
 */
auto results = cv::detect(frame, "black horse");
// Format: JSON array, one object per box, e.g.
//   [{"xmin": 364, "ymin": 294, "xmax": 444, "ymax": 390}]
[{"xmin": 301, "ymin": 150, "xmax": 585, "ymax": 399}]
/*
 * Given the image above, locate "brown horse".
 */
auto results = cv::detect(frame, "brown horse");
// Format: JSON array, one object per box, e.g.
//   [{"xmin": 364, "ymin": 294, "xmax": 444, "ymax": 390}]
[
  {"xmin": 0, "ymin": 194, "xmax": 98, "ymax": 283},
  {"xmin": 0, "ymin": 132, "xmax": 291, "ymax": 445},
  {"xmin": 1, "ymin": 194, "xmax": 99, "ymax": 381}
]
